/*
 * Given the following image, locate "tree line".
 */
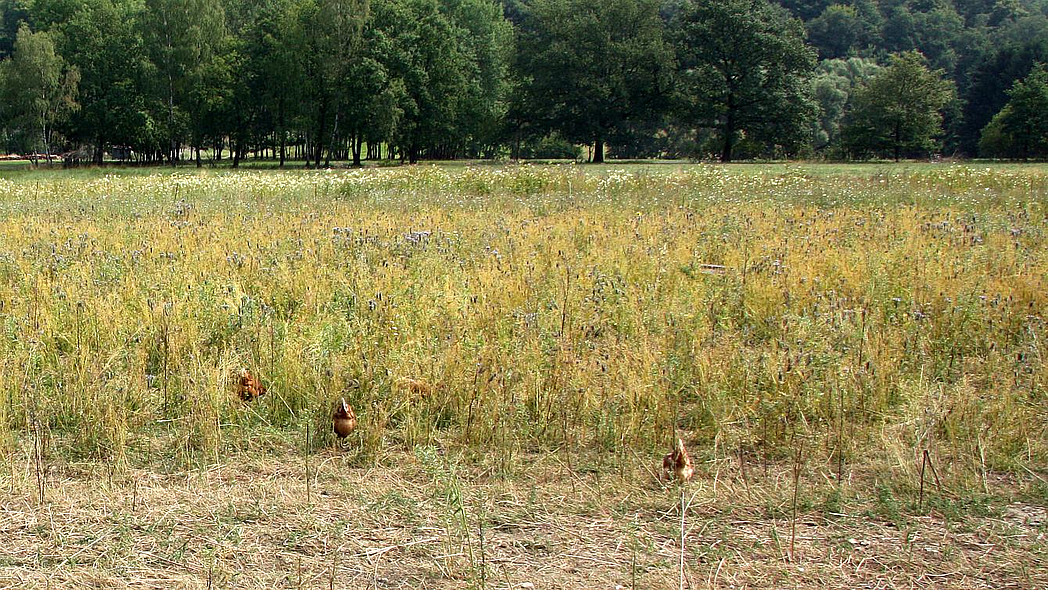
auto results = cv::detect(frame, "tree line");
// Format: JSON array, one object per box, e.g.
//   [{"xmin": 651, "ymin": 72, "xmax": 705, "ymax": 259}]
[{"xmin": 1, "ymin": 0, "xmax": 1047, "ymax": 164}]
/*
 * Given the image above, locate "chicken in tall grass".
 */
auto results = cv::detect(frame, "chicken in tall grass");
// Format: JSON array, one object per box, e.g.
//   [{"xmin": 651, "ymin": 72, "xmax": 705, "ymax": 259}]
[
  {"xmin": 663, "ymin": 438, "xmax": 694, "ymax": 482},
  {"xmin": 236, "ymin": 369, "xmax": 266, "ymax": 402},
  {"xmin": 332, "ymin": 398, "xmax": 357, "ymax": 440}
]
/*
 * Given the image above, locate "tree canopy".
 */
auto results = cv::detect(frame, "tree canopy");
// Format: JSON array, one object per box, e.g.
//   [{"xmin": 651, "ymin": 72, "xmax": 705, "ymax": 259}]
[
  {"xmin": 675, "ymin": 0, "xmax": 817, "ymax": 161},
  {"xmin": 515, "ymin": 0, "xmax": 672, "ymax": 162},
  {"xmin": 0, "ymin": 24, "xmax": 77, "ymax": 162},
  {"xmin": 841, "ymin": 51, "xmax": 954, "ymax": 160},
  {"xmin": 1, "ymin": 0, "xmax": 1047, "ymax": 162},
  {"xmin": 980, "ymin": 63, "xmax": 1048, "ymax": 159}
]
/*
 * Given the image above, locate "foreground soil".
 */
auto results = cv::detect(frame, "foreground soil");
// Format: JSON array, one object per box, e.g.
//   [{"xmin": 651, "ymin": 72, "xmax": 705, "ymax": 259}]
[{"xmin": 1, "ymin": 450, "xmax": 1045, "ymax": 589}]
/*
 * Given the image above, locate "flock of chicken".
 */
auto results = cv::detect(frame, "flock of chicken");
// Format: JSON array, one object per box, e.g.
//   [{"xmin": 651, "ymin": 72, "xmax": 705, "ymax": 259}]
[
  {"xmin": 236, "ymin": 368, "xmax": 358, "ymax": 441},
  {"xmin": 235, "ymin": 368, "xmax": 694, "ymax": 483}
]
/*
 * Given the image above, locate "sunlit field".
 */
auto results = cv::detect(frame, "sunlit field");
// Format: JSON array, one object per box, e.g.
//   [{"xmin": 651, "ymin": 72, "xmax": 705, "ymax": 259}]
[{"xmin": 0, "ymin": 163, "xmax": 1046, "ymax": 588}]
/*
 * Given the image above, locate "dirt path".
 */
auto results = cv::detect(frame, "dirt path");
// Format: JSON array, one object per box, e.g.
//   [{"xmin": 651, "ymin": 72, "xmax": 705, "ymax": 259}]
[{"xmin": 1, "ymin": 451, "xmax": 1045, "ymax": 589}]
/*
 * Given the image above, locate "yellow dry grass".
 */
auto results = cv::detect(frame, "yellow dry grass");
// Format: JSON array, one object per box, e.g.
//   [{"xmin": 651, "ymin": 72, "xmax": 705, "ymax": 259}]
[{"xmin": 0, "ymin": 163, "xmax": 1043, "ymax": 494}]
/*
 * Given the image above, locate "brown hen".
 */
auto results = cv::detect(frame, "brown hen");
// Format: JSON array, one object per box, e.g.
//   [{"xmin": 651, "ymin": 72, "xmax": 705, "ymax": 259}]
[
  {"xmin": 662, "ymin": 437, "xmax": 694, "ymax": 482},
  {"xmin": 332, "ymin": 397, "xmax": 357, "ymax": 439},
  {"xmin": 395, "ymin": 377, "xmax": 434, "ymax": 399},
  {"xmin": 236, "ymin": 369, "xmax": 266, "ymax": 401}
]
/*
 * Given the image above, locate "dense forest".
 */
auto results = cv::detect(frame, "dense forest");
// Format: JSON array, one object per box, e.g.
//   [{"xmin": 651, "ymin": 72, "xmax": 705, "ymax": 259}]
[{"xmin": 1, "ymin": 0, "xmax": 1047, "ymax": 164}]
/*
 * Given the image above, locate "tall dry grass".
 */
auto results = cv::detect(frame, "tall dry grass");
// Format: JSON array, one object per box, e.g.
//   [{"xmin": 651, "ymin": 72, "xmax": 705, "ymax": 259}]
[{"xmin": 0, "ymin": 164, "xmax": 1044, "ymax": 493}]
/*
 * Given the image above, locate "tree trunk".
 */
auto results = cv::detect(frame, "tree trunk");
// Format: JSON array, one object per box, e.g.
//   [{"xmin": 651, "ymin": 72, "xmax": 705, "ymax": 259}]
[
  {"xmin": 894, "ymin": 123, "xmax": 901, "ymax": 162},
  {"xmin": 721, "ymin": 110, "xmax": 735, "ymax": 163},
  {"xmin": 42, "ymin": 123, "xmax": 52, "ymax": 166},
  {"xmin": 326, "ymin": 111, "xmax": 339, "ymax": 167},
  {"xmin": 167, "ymin": 76, "xmax": 177, "ymax": 166},
  {"xmin": 279, "ymin": 99, "xmax": 287, "ymax": 168},
  {"xmin": 314, "ymin": 97, "xmax": 328, "ymax": 168},
  {"xmin": 593, "ymin": 137, "xmax": 605, "ymax": 163}
]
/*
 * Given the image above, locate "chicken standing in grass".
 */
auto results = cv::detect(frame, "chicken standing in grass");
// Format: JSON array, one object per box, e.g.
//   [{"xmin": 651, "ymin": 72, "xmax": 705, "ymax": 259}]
[
  {"xmin": 332, "ymin": 397, "xmax": 357, "ymax": 439},
  {"xmin": 662, "ymin": 438, "xmax": 694, "ymax": 482},
  {"xmin": 236, "ymin": 369, "xmax": 266, "ymax": 401},
  {"xmin": 395, "ymin": 376, "xmax": 434, "ymax": 399}
]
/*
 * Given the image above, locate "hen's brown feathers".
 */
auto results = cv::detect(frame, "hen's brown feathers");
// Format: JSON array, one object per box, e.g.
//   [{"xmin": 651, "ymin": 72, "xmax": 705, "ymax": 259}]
[
  {"xmin": 236, "ymin": 369, "xmax": 266, "ymax": 401},
  {"xmin": 662, "ymin": 438, "xmax": 694, "ymax": 482},
  {"xmin": 332, "ymin": 397, "xmax": 357, "ymax": 439}
]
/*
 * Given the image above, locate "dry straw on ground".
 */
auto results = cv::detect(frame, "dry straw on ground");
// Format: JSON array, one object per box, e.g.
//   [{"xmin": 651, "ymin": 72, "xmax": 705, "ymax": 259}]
[{"xmin": 0, "ymin": 449, "xmax": 1045, "ymax": 589}]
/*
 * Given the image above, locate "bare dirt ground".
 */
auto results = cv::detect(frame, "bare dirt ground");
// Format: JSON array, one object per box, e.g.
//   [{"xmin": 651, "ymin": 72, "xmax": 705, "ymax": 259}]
[{"xmin": 1, "ymin": 449, "xmax": 1045, "ymax": 589}]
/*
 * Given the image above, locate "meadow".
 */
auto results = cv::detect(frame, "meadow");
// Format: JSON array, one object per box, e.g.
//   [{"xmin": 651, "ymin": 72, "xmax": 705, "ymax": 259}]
[{"xmin": 0, "ymin": 163, "xmax": 1045, "ymax": 588}]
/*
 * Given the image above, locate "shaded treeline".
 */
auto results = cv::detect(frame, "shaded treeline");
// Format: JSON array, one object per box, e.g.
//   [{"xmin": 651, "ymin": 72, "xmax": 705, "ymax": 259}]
[{"xmin": 1, "ymin": 0, "xmax": 1048, "ymax": 163}]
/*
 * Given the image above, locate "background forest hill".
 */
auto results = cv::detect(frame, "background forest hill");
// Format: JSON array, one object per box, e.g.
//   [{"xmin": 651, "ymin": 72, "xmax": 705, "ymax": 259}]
[{"xmin": 0, "ymin": 0, "xmax": 1047, "ymax": 165}]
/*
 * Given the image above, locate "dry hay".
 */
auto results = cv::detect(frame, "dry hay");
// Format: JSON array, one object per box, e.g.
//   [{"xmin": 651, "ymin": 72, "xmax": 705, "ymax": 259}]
[{"xmin": 0, "ymin": 451, "xmax": 1045, "ymax": 589}]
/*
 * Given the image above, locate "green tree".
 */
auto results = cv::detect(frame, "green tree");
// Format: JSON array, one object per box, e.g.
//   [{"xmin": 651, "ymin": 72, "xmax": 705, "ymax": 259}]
[
  {"xmin": 676, "ymin": 0, "xmax": 817, "ymax": 162},
  {"xmin": 315, "ymin": 0, "xmax": 369, "ymax": 166},
  {"xmin": 515, "ymin": 0, "xmax": 672, "ymax": 163},
  {"xmin": 979, "ymin": 63, "xmax": 1048, "ymax": 159},
  {"xmin": 807, "ymin": 5, "xmax": 863, "ymax": 59},
  {"xmin": 0, "ymin": 24, "xmax": 78, "ymax": 162},
  {"xmin": 807, "ymin": 0, "xmax": 880, "ymax": 59},
  {"xmin": 842, "ymin": 51, "xmax": 954, "ymax": 160},
  {"xmin": 978, "ymin": 107, "xmax": 1014, "ymax": 158},
  {"xmin": 442, "ymin": 0, "xmax": 513, "ymax": 157},
  {"xmin": 55, "ymin": 0, "xmax": 155, "ymax": 163},
  {"xmin": 881, "ymin": 1, "xmax": 964, "ymax": 73},
  {"xmin": 959, "ymin": 15, "xmax": 1048, "ymax": 155},
  {"xmin": 238, "ymin": 0, "xmax": 306, "ymax": 167},
  {"xmin": 811, "ymin": 57, "xmax": 880, "ymax": 151},
  {"xmin": 0, "ymin": 0, "xmax": 30, "ymax": 58},
  {"xmin": 185, "ymin": 36, "xmax": 235, "ymax": 166},
  {"xmin": 379, "ymin": 0, "xmax": 471, "ymax": 162},
  {"xmin": 882, "ymin": 5, "xmax": 917, "ymax": 54},
  {"xmin": 142, "ymin": 0, "xmax": 227, "ymax": 164},
  {"xmin": 777, "ymin": 0, "xmax": 832, "ymax": 20},
  {"xmin": 910, "ymin": 2, "xmax": 964, "ymax": 73},
  {"xmin": 340, "ymin": 10, "xmax": 405, "ymax": 165}
]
